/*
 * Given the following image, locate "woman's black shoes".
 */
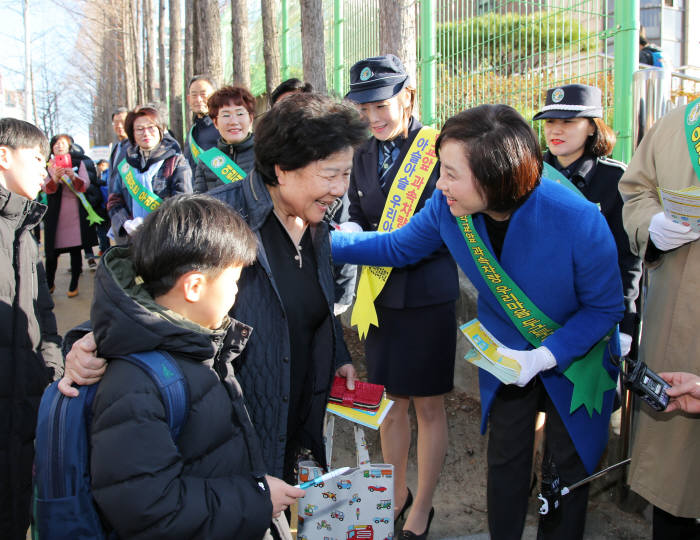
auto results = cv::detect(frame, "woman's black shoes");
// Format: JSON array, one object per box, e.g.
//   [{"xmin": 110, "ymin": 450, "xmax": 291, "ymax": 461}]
[
  {"xmin": 395, "ymin": 487, "xmax": 413, "ymax": 525},
  {"xmin": 398, "ymin": 506, "xmax": 434, "ymax": 540}
]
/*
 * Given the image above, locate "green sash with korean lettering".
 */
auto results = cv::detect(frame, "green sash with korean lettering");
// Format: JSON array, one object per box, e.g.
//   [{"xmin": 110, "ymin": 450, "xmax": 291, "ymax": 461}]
[
  {"xmin": 188, "ymin": 126, "xmax": 204, "ymax": 164},
  {"xmin": 457, "ymin": 214, "xmax": 616, "ymax": 417},
  {"xmin": 684, "ymin": 97, "xmax": 700, "ymax": 182},
  {"xmin": 351, "ymin": 127, "xmax": 439, "ymax": 339},
  {"xmin": 118, "ymin": 158, "xmax": 163, "ymax": 213},
  {"xmin": 199, "ymin": 147, "xmax": 246, "ymax": 184}
]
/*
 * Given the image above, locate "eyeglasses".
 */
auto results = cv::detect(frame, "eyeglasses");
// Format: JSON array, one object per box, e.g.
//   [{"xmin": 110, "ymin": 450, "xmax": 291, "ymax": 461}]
[
  {"xmin": 134, "ymin": 125, "xmax": 159, "ymax": 135},
  {"xmin": 218, "ymin": 112, "xmax": 248, "ymax": 120}
]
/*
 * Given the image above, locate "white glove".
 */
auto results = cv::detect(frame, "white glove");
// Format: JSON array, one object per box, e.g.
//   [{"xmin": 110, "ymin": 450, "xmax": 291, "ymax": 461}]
[
  {"xmin": 619, "ymin": 332, "xmax": 633, "ymax": 357},
  {"xmin": 123, "ymin": 217, "xmax": 144, "ymax": 236},
  {"xmin": 497, "ymin": 346, "xmax": 557, "ymax": 387},
  {"xmin": 334, "ymin": 303, "xmax": 351, "ymax": 316},
  {"xmin": 337, "ymin": 221, "xmax": 363, "ymax": 233},
  {"xmin": 648, "ymin": 212, "xmax": 700, "ymax": 251}
]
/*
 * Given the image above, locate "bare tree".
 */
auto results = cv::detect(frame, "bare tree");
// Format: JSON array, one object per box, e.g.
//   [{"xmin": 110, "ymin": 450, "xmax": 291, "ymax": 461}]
[
  {"xmin": 261, "ymin": 0, "xmax": 280, "ymax": 97},
  {"xmin": 122, "ymin": 0, "xmax": 139, "ymax": 107},
  {"xmin": 184, "ymin": 0, "xmax": 194, "ymax": 85},
  {"xmin": 299, "ymin": 0, "xmax": 326, "ymax": 93},
  {"xmin": 169, "ymin": 0, "xmax": 184, "ymax": 144},
  {"xmin": 158, "ymin": 0, "xmax": 167, "ymax": 102},
  {"xmin": 143, "ymin": 0, "xmax": 158, "ymax": 101},
  {"xmin": 379, "ymin": 0, "xmax": 417, "ymax": 85},
  {"xmin": 230, "ymin": 0, "xmax": 251, "ymax": 88},
  {"xmin": 192, "ymin": 0, "xmax": 222, "ymax": 85},
  {"xmin": 184, "ymin": 0, "xmax": 194, "ymax": 129},
  {"xmin": 135, "ymin": 0, "xmax": 145, "ymax": 103}
]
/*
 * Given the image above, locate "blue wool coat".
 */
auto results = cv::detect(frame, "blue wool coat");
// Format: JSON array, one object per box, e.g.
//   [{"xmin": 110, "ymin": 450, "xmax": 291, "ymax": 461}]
[{"xmin": 332, "ymin": 179, "xmax": 624, "ymax": 473}]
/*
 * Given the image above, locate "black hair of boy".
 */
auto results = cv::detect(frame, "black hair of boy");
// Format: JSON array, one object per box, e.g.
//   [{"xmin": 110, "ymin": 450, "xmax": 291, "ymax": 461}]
[
  {"xmin": 0, "ymin": 117, "xmax": 49, "ymax": 157},
  {"xmin": 130, "ymin": 194, "xmax": 257, "ymax": 298}
]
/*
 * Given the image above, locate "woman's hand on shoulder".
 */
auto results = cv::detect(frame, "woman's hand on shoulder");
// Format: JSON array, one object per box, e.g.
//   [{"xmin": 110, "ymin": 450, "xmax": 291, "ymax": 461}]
[{"xmin": 58, "ymin": 332, "xmax": 107, "ymax": 397}]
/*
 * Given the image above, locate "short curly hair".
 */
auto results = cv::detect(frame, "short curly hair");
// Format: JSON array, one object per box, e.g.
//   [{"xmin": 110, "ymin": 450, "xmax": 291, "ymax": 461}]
[
  {"xmin": 125, "ymin": 106, "xmax": 164, "ymax": 146},
  {"xmin": 254, "ymin": 93, "xmax": 368, "ymax": 185},
  {"xmin": 207, "ymin": 86, "xmax": 256, "ymax": 119}
]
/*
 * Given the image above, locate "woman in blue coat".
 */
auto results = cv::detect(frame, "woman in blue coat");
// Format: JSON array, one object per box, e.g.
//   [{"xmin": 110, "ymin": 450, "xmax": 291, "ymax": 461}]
[
  {"xmin": 342, "ymin": 55, "xmax": 459, "ymax": 539},
  {"xmin": 332, "ymin": 105, "xmax": 624, "ymax": 540}
]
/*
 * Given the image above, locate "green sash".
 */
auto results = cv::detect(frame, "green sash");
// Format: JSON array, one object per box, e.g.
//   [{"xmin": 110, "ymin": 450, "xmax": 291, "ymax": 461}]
[
  {"xmin": 58, "ymin": 173, "xmax": 104, "ymax": 226},
  {"xmin": 457, "ymin": 214, "xmax": 616, "ymax": 417},
  {"xmin": 542, "ymin": 162, "xmax": 584, "ymax": 197},
  {"xmin": 118, "ymin": 158, "xmax": 163, "ymax": 213},
  {"xmin": 684, "ymin": 97, "xmax": 700, "ymax": 182},
  {"xmin": 188, "ymin": 126, "xmax": 204, "ymax": 164},
  {"xmin": 199, "ymin": 147, "xmax": 246, "ymax": 184}
]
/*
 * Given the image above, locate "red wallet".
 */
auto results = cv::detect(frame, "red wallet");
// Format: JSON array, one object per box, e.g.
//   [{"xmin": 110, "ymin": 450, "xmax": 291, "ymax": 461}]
[{"xmin": 328, "ymin": 376, "xmax": 384, "ymax": 410}]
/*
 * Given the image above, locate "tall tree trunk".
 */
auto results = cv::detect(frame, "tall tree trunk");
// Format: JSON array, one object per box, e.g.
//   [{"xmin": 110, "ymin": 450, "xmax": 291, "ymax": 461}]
[
  {"xmin": 184, "ymin": 0, "xmax": 195, "ymax": 129},
  {"xmin": 230, "ymin": 0, "xmax": 251, "ymax": 88},
  {"xmin": 159, "ymin": 0, "xmax": 167, "ymax": 103},
  {"xmin": 169, "ymin": 0, "xmax": 184, "ymax": 145},
  {"xmin": 299, "ymin": 0, "xmax": 326, "ymax": 93},
  {"xmin": 261, "ymin": 0, "xmax": 280, "ymax": 98},
  {"xmin": 184, "ymin": 0, "xmax": 194, "ymax": 84},
  {"xmin": 379, "ymin": 0, "xmax": 417, "ymax": 86},
  {"xmin": 122, "ymin": 0, "xmax": 139, "ymax": 108},
  {"xmin": 143, "ymin": 0, "xmax": 156, "ymax": 102},
  {"xmin": 134, "ymin": 0, "xmax": 145, "ymax": 103},
  {"xmin": 193, "ymin": 0, "xmax": 222, "ymax": 85}
]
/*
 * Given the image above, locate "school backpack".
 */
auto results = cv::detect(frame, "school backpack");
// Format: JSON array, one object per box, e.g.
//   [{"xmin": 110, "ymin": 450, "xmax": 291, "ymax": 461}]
[
  {"xmin": 32, "ymin": 350, "xmax": 189, "ymax": 540},
  {"xmin": 640, "ymin": 45, "xmax": 666, "ymax": 68}
]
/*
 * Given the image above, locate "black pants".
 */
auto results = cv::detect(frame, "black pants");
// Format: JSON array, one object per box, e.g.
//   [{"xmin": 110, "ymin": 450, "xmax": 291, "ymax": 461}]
[
  {"xmin": 45, "ymin": 246, "xmax": 82, "ymax": 291},
  {"xmin": 653, "ymin": 506, "xmax": 700, "ymax": 540},
  {"xmin": 487, "ymin": 379, "xmax": 589, "ymax": 540}
]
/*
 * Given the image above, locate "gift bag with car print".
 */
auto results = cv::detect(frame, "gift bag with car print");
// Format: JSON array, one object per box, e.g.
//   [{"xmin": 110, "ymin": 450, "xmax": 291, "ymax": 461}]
[{"xmin": 297, "ymin": 419, "xmax": 394, "ymax": 540}]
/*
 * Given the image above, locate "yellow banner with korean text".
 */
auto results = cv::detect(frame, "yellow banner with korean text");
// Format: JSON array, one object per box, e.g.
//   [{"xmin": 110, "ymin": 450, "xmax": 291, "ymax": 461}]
[{"xmin": 351, "ymin": 127, "xmax": 439, "ymax": 339}]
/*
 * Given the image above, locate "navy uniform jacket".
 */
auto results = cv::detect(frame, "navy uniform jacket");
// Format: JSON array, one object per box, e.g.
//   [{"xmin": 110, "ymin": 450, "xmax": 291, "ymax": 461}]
[
  {"xmin": 544, "ymin": 151, "xmax": 641, "ymax": 335},
  {"xmin": 348, "ymin": 118, "xmax": 458, "ymax": 309},
  {"xmin": 183, "ymin": 115, "xmax": 220, "ymax": 172}
]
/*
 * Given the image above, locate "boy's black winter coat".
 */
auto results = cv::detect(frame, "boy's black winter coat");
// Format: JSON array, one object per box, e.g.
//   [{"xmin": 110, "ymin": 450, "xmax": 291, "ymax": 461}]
[
  {"xmin": 89, "ymin": 247, "xmax": 272, "ymax": 539},
  {"xmin": 0, "ymin": 186, "xmax": 62, "ymax": 538}
]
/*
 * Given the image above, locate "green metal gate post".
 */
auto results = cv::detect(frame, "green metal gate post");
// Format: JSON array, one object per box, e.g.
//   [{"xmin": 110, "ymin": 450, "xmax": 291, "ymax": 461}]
[
  {"xmin": 281, "ymin": 0, "xmax": 290, "ymax": 81},
  {"xmin": 333, "ymin": 0, "xmax": 344, "ymax": 96},
  {"xmin": 420, "ymin": 0, "xmax": 436, "ymax": 127},
  {"xmin": 613, "ymin": 0, "xmax": 639, "ymax": 163}
]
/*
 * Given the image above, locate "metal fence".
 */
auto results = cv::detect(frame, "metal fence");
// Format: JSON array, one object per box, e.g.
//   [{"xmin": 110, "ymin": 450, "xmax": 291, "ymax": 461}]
[{"xmin": 224, "ymin": 0, "xmax": 698, "ymax": 163}]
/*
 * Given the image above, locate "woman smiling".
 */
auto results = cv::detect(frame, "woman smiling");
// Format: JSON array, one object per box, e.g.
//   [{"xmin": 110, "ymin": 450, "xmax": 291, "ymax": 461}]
[
  {"xmin": 208, "ymin": 93, "xmax": 368, "ymax": 482},
  {"xmin": 194, "ymin": 86, "xmax": 257, "ymax": 193},
  {"xmin": 332, "ymin": 104, "xmax": 624, "ymax": 540},
  {"xmin": 107, "ymin": 106, "xmax": 192, "ymax": 243}
]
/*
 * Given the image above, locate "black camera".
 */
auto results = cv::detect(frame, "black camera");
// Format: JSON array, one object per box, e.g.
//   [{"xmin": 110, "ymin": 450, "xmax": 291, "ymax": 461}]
[
  {"xmin": 538, "ymin": 456, "xmax": 561, "ymax": 516},
  {"xmin": 621, "ymin": 356, "xmax": 670, "ymax": 412}
]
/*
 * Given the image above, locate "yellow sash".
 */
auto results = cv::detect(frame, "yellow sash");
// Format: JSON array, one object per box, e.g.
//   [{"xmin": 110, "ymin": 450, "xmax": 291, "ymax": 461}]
[{"xmin": 351, "ymin": 127, "xmax": 440, "ymax": 339}]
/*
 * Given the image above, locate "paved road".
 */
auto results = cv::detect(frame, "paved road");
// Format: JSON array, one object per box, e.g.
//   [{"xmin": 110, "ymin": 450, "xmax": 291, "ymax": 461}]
[{"xmin": 50, "ymin": 249, "xmax": 96, "ymax": 335}]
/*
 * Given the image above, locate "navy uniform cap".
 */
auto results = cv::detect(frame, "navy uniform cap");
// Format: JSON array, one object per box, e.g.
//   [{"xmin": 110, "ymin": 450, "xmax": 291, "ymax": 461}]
[
  {"xmin": 533, "ymin": 84, "xmax": 603, "ymax": 120},
  {"xmin": 345, "ymin": 54, "xmax": 409, "ymax": 104}
]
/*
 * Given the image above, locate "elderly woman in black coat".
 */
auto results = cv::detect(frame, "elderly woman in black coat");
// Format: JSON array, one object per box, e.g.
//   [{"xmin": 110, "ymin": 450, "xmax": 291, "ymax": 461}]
[{"xmin": 62, "ymin": 93, "xmax": 367, "ymax": 485}]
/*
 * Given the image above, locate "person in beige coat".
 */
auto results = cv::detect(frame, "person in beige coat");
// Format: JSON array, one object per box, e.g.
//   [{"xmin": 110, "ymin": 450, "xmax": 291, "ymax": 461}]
[{"xmin": 619, "ymin": 103, "xmax": 700, "ymax": 539}]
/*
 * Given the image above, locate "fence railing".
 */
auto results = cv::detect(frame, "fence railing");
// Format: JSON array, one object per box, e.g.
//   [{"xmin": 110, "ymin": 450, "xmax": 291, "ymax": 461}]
[{"xmin": 224, "ymin": 0, "xmax": 699, "ymax": 163}]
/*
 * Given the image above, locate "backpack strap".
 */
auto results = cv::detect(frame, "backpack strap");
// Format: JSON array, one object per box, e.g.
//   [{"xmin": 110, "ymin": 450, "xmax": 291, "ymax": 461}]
[
  {"xmin": 162, "ymin": 155, "xmax": 178, "ymax": 179},
  {"xmin": 118, "ymin": 351, "xmax": 190, "ymax": 440}
]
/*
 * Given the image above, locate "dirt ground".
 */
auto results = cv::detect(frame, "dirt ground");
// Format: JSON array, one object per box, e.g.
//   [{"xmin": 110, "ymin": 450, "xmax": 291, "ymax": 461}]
[
  {"xmin": 48, "ymin": 253, "xmax": 651, "ymax": 539},
  {"xmin": 332, "ymin": 328, "xmax": 651, "ymax": 539}
]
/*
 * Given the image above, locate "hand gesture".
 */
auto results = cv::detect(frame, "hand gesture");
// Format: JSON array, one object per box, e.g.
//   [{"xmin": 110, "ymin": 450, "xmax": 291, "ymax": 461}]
[
  {"xmin": 264, "ymin": 475, "xmax": 305, "ymax": 518},
  {"xmin": 58, "ymin": 332, "xmax": 107, "ymax": 397}
]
